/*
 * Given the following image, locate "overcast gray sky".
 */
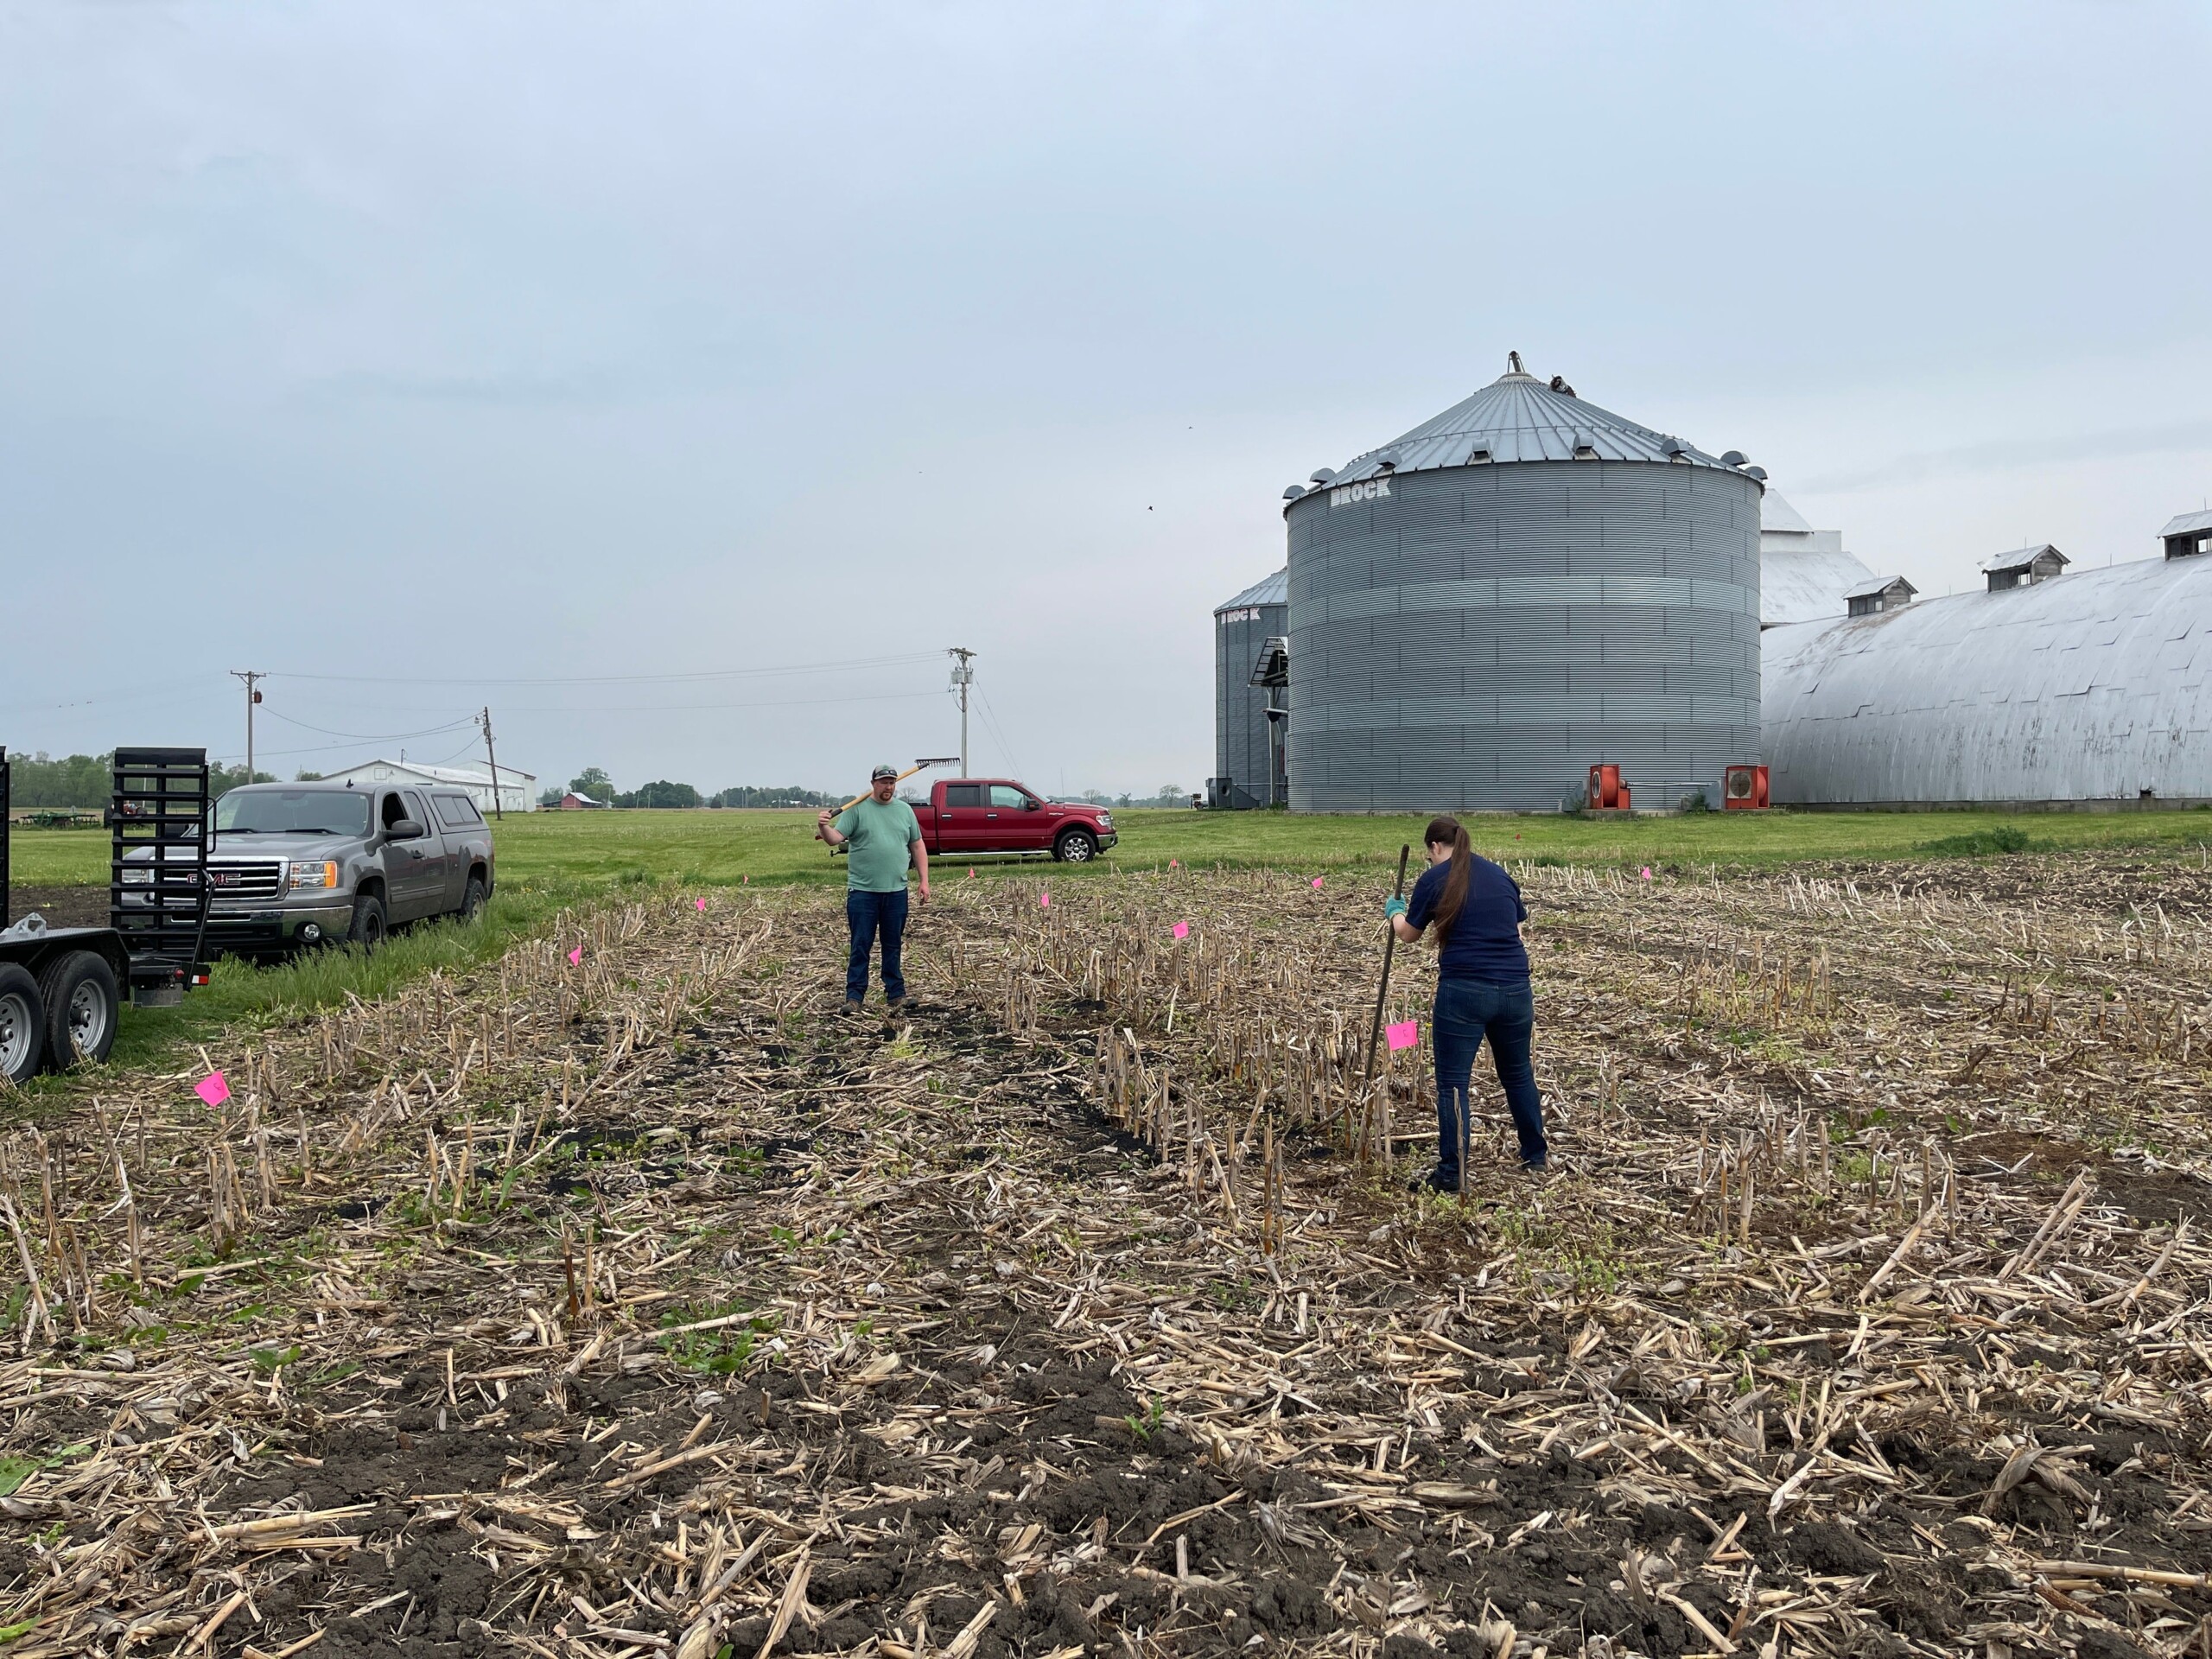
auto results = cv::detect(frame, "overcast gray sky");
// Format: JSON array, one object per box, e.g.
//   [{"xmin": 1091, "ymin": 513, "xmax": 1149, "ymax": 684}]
[{"xmin": 4, "ymin": 2, "xmax": 2209, "ymax": 798}]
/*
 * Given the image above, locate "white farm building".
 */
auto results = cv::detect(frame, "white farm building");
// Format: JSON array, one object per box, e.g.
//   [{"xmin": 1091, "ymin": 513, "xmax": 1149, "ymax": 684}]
[
  {"xmin": 1760, "ymin": 512, "xmax": 2212, "ymax": 807},
  {"xmin": 315, "ymin": 758, "xmax": 537, "ymax": 815}
]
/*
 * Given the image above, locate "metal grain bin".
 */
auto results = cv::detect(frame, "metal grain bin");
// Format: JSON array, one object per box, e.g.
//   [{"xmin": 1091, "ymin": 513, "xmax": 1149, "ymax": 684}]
[
  {"xmin": 1211, "ymin": 569, "xmax": 1288, "ymax": 809},
  {"xmin": 1282, "ymin": 363, "xmax": 1763, "ymax": 812}
]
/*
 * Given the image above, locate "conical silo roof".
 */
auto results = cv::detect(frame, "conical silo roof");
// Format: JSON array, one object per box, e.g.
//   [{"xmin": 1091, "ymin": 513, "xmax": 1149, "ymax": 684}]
[
  {"xmin": 1315, "ymin": 363, "xmax": 1739, "ymax": 487},
  {"xmin": 1214, "ymin": 569, "xmax": 1287, "ymax": 613}
]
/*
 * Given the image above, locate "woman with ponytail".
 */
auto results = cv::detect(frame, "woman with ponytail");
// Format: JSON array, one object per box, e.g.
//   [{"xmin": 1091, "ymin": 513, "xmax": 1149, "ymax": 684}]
[{"xmin": 1382, "ymin": 815, "xmax": 1546, "ymax": 1189}]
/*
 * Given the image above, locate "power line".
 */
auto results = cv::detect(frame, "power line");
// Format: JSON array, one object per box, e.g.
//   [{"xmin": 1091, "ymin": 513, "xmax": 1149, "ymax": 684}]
[
  {"xmin": 268, "ymin": 651, "xmax": 944, "ymax": 689},
  {"xmin": 974, "ymin": 686, "xmax": 1025, "ymax": 780},
  {"xmin": 259, "ymin": 709, "xmax": 480, "ymax": 743},
  {"xmin": 377, "ymin": 689, "xmax": 944, "ymax": 716}
]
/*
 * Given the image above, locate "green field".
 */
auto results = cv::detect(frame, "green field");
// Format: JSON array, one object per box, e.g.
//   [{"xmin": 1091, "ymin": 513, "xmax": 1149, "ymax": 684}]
[{"xmin": 12, "ymin": 803, "xmax": 2212, "ymax": 896}]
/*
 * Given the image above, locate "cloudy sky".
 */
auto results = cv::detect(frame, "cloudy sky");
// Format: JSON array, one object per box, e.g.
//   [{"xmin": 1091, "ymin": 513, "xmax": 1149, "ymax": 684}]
[{"xmin": 3, "ymin": 2, "xmax": 2208, "ymax": 798}]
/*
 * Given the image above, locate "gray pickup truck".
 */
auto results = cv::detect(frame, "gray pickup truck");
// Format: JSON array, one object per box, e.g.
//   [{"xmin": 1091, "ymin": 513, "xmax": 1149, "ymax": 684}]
[{"xmin": 120, "ymin": 780, "xmax": 495, "ymax": 955}]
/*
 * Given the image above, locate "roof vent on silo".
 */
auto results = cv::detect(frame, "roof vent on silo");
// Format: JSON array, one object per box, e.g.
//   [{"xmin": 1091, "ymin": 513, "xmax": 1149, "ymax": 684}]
[
  {"xmin": 1376, "ymin": 450, "xmax": 1401, "ymax": 472},
  {"xmin": 1501, "ymin": 350, "xmax": 1535, "ymax": 382},
  {"xmin": 1572, "ymin": 434, "xmax": 1599, "ymax": 461},
  {"xmin": 1744, "ymin": 466, "xmax": 1768, "ymax": 481},
  {"xmin": 1467, "ymin": 445, "xmax": 1494, "ymax": 464},
  {"xmin": 1310, "ymin": 467, "xmax": 1337, "ymax": 485},
  {"xmin": 1283, "ymin": 485, "xmax": 1306, "ymax": 500},
  {"xmin": 1720, "ymin": 450, "xmax": 1748, "ymax": 467}
]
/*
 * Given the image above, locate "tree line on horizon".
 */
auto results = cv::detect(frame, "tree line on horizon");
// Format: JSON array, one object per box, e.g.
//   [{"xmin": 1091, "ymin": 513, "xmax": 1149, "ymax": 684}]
[
  {"xmin": 544, "ymin": 768, "xmax": 1192, "ymax": 810},
  {"xmin": 3, "ymin": 750, "xmax": 273, "ymax": 808}
]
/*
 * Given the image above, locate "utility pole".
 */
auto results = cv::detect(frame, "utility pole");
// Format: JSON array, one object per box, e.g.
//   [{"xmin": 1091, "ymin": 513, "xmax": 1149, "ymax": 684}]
[
  {"xmin": 478, "ymin": 707, "xmax": 503, "ymax": 819},
  {"xmin": 947, "ymin": 648, "xmax": 976, "ymax": 779},
  {"xmin": 229, "ymin": 671, "xmax": 264, "ymax": 782}
]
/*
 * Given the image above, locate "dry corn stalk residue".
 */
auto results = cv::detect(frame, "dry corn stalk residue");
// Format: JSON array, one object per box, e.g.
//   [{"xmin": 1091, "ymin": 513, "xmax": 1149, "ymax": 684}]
[{"xmin": 2, "ymin": 855, "xmax": 2210, "ymax": 1659}]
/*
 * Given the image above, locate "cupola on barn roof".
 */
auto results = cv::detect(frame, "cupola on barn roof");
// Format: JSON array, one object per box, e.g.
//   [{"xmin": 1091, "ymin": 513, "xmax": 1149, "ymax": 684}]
[
  {"xmin": 1980, "ymin": 544, "xmax": 2068, "ymax": 576},
  {"xmin": 1301, "ymin": 354, "xmax": 1746, "ymax": 493}
]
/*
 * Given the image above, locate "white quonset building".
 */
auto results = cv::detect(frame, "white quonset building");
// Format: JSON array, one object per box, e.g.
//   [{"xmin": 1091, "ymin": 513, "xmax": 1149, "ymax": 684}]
[
  {"xmin": 315, "ymin": 758, "xmax": 537, "ymax": 815},
  {"xmin": 1277, "ymin": 359, "xmax": 1767, "ymax": 812},
  {"xmin": 1762, "ymin": 522, "xmax": 2212, "ymax": 806}
]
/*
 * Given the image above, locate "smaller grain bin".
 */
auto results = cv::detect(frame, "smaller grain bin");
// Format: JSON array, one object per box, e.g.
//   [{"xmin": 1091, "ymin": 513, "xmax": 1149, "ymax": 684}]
[{"xmin": 1211, "ymin": 569, "xmax": 1289, "ymax": 808}]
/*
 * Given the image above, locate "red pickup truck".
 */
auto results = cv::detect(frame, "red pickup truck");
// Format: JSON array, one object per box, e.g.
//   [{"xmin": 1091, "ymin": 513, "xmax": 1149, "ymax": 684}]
[{"xmin": 908, "ymin": 779, "xmax": 1117, "ymax": 863}]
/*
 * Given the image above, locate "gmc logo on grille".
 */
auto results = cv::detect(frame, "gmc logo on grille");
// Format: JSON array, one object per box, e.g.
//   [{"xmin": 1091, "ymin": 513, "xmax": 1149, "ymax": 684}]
[{"xmin": 208, "ymin": 871, "xmax": 240, "ymax": 887}]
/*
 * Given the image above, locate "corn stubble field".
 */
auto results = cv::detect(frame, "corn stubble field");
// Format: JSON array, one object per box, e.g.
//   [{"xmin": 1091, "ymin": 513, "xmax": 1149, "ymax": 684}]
[{"xmin": 2, "ymin": 852, "xmax": 2210, "ymax": 1659}]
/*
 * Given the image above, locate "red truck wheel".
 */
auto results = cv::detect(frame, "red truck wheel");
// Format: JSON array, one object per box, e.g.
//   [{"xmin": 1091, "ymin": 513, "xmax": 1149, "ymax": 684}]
[{"xmin": 1053, "ymin": 829, "xmax": 1098, "ymax": 863}]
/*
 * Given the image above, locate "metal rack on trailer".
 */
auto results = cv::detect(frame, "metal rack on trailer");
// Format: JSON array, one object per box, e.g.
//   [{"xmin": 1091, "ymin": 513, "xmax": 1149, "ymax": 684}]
[{"xmin": 0, "ymin": 746, "xmax": 212, "ymax": 1083}]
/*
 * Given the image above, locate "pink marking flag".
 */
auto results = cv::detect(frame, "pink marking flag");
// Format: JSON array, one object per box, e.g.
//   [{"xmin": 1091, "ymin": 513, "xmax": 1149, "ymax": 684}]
[
  {"xmin": 194, "ymin": 1071, "xmax": 231, "ymax": 1109},
  {"xmin": 1311, "ymin": 876, "xmax": 1324, "ymax": 889},
  {"xmin": 1039, "ymin": 892, "xmax": 1051, "ymax": 909},
  {"xmin": 568, "ymin": 946, "xmax": 583, "ymax": 967},
  {"xmin": 1172, "ymin": 921, "xmax": 1190, "ymax": 940},
  {"xmin": 1640, "ymin": 867, "xmax": 1653, "ymax": 881},
  {"xmin": 695, "ymin": 898, "xmax": 708, "ymax": 912},
  {"xmin": 1385, "ymin": 1020, "xmax": 1420, "ymax": 1052},
  {"xmin": 1169, "ymin": 859, "xmax": 1179, "ymax": 869}
]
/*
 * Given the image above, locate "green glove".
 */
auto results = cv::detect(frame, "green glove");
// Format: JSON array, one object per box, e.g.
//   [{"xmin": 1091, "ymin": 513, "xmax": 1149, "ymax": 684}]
[{"xmin": 1383, "ymin": 897, "xmax": 1408, "ymax": 920}]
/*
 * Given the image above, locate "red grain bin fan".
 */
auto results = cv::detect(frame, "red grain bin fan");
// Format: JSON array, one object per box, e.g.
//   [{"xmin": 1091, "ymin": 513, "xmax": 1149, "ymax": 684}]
[
  {"xmin": 1586, "ymin": 765, "xmax": 1630, "ymax": 810},
  {"xmin": 1724, "ymin": 764, "xmax": 1770, "ymax": 810}
]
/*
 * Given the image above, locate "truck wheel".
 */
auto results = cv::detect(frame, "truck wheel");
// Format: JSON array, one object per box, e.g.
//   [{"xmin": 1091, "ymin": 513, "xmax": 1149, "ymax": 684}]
[
  {"xmin": 0, "ymin": 965, "xmax": 46, "ymax": 1084},
  {"xmin": 38, "ymin": 951, "xmax": 118, "ymax": 1070},
  {"xmin": 460, "ymin": 875, "xmax": 487, "ymax": 920},
  {"xmin": 1054, "ymin": 829, "xmax": 1098, "ymax": 864},
  {"xmin": 349, "ymin": 893, "xmax": 387, "ymax": 951}
]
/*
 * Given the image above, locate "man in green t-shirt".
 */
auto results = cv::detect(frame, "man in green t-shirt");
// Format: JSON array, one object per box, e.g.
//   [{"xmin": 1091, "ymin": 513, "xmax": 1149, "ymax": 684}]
[{"xmin": 816, "ymin": 764, "xmax": 931, "ymax": 1007}]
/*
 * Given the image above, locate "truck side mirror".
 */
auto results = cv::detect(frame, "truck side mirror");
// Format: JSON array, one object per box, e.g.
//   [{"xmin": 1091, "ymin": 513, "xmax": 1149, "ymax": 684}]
[{"xmin": 388, "ymin": 818, "xmax": 426, "ymax": 840}]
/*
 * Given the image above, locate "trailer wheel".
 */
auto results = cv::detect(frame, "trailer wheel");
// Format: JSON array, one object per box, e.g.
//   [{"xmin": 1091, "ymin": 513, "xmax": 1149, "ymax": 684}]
[
  {"xmin": 1053, "ymin": 829, "xmax": 1098, "ymax": 863},
  {"xmin": 39, "ymin": 951, "xmax": 118, "ymax": 1070},
  {"xmin": 0, "ymin": 965, "xmax": 45, "ymax": 1084},
  {"xmin": 349, "ymin": 892, "xmax": 387, "ymax": 951}
]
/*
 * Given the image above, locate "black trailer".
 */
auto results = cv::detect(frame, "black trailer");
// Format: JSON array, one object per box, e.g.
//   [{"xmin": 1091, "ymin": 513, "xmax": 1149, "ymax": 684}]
[{"xmin": 0, "ymin": 747, "xmax": 212, "ymax": 1083}]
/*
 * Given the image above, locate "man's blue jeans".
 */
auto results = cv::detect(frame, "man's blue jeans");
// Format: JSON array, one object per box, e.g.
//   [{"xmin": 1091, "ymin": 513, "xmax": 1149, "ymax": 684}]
[
  {"xmin": 1433, "ymin": 975, "xmax": 1546, "ymax": 1183},
  {"xmin": 846, "ymin": 887, "xmax": 909, "ymax": 1003}
]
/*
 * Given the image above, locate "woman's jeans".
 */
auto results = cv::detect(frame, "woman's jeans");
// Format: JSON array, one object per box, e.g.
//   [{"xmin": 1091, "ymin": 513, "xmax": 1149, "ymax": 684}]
[
  {"xmin": 845, "ymin": 888, "xmax": 909, "ymax": 1002},
  {"xmin": 1433, "ymin": 976, "xmax": 1546, "ymax": 1181}
]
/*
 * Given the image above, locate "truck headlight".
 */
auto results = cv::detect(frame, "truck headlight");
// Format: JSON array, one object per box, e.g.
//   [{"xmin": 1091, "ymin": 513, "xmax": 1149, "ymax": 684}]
[
  {"xmin": 289, "ymin": 861, "xmax": 340, "ymax": 891},
  {"xmin": 120, "ymin": 868, "xmax": 152, "ymax": 887}
]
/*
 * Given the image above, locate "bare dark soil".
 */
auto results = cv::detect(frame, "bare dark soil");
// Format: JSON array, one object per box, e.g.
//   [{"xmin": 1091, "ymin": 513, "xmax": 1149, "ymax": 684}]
[
  {"xmin": 142, "ymin": 992, "xmax": 2202, "ymax": 1659},
  {"xmin": 3, "ymin": 884, "xmax": 105, "ymax": 930}
]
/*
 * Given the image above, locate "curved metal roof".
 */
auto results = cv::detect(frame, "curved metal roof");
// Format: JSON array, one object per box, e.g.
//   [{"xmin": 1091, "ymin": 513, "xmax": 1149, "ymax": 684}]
[
  {"xmin": 1762, "ymin": 555, "xmax": 2212, "ymax": 804},
  {"xmin": 1310, "ymin": 367, "xmax": 1743, "ymax": 490},
  {"xmin": 1761, "ymin": 546, "xmax": 1877, "ymax": 627},
  {"xmin": 1215, "ymin": 569, "xmax": 1287, "ymax": 613}
]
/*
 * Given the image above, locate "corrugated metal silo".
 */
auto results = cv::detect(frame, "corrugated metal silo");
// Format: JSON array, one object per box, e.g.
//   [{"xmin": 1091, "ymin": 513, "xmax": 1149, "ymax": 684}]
[
  {"xmin": 1282, "ymin": 362, "xmax": 1764, "ymax": 811},
  {"xmin": 1211, "ymin": 569, "xmax": 1288, "ymax": 809}
]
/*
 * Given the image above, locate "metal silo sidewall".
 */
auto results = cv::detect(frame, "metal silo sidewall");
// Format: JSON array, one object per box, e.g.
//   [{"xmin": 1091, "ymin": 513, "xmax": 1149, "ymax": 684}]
[{"xmin": 1285, "ymin": 461, "xmax": 1762, "ymax": 812}]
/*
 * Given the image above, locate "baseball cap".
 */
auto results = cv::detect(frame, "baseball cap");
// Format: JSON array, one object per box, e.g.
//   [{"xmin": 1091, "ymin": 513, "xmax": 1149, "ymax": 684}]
[{"xmin": 871, "ymin": 763, "xmax": 899, "ymax": 780}]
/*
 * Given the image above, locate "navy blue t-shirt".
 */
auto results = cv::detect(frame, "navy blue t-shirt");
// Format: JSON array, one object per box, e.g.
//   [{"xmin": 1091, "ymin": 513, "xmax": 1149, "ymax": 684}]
[{"xmin": 1406, "ymin": 854, "xmax": 1530, "ymax": 983}]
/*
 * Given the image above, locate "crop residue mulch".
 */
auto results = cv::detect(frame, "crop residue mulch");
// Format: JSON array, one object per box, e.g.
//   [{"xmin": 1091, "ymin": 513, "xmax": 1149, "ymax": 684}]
[{"xmin": 0, "ymin": 857, "xmax": 2209, "ymax": 1658}]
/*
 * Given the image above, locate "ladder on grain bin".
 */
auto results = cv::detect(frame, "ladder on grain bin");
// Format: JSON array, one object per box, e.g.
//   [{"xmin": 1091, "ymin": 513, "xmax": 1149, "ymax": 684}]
[{"xmin": 109, "ymin": 748, "xmax": 213, "ymax": 1006}]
